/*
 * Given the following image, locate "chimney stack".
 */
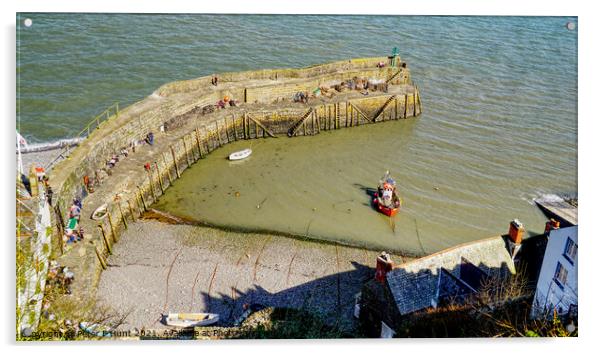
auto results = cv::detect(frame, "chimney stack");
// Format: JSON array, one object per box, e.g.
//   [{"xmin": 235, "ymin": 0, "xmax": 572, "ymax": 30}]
[
  {"xmin": 375, "ymin": 251, "xmax": 394, "ymax": 283},
  {"xmin": 507, "ymin": 219, "xmax": 524, "ymax": 261},
  {"xmin": 508, "ymin": 219, "xmax": 524, "ymax": 244},
  {"xmin": 544, "ymin": 218, "xmax": 561, "ymax": 235}
]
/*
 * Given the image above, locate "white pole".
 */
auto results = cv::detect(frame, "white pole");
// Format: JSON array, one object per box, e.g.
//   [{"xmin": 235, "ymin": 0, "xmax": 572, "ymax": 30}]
[{"xmin": 16, "ymin": 132, "xmax": 24, "ymax": 176}]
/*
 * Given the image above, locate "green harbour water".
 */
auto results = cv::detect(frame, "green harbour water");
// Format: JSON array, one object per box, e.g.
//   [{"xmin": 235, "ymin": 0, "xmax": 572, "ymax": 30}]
[{"xmin": 17, "ymin": 14, "xmax": 577, "ymax": 254}]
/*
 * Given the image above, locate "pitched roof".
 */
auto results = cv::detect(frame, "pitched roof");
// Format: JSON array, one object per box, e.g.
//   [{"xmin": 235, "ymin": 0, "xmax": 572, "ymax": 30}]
[{"xmin": 386, "ymin": 236, "xmax": 515, "ymax": 316}]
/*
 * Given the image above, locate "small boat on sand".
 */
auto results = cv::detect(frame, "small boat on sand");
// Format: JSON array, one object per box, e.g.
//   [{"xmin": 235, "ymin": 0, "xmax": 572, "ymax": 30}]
[
  {"xmin": 373, "ymin": 171, "xmax": 402, "ymax": 217},
  {"xmin": 91, "ymin": 203, "xmax": 108, "ymax": 220},
  {"xmin": 229, "ymin": 148, "xmax": 252, "ymax": 161},
  {"xmin": 164, "ymin": 313, "xmax": 219, "ymax": 328}
]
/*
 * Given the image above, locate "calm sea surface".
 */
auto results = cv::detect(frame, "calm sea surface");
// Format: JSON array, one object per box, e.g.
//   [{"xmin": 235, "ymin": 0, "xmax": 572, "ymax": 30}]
[{"xmin": 17, "ymin": 14, "xmax": 577, "ymax": 254}]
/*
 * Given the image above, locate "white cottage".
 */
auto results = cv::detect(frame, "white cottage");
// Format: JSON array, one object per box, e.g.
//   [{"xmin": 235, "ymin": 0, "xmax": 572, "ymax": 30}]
[{"xmin": 531, "ymin": 225, "xmax": 578, "ymax": 319}]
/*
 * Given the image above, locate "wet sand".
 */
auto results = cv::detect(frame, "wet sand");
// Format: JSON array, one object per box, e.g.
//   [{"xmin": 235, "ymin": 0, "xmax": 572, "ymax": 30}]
[
  {"xmin": 154, "ymin": 119, "xmax": 551, "ymax": 255},
  {"xmin": 95, "ymin": 219, "xmax": 412, "ymax": 331}
]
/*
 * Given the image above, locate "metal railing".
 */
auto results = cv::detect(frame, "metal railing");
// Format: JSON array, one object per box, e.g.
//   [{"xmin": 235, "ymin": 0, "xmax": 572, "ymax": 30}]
[{"xmin": 45, "ymin": 102, "xmax": 120, "ymax": 169}]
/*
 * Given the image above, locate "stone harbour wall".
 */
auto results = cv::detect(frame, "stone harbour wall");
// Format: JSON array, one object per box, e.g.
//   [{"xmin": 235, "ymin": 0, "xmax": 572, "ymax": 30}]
[{"xmin": 46, "ymin": 56, "xmax": 422, "ymax": 303}]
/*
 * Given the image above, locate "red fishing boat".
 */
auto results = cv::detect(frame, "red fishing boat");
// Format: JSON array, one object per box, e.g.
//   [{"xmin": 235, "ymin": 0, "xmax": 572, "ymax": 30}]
[{"xmin": 373, "ymin": 171, "xmax": 402, "ymax": 217}]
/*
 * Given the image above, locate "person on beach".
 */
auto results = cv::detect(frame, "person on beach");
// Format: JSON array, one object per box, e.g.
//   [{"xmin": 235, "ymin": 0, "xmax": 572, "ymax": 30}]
[
  {"xmin": 211, "ymin": 75, "xmax": 219, "ymax": 86},
  {"xmin": 146, "ymin": 132, "xmax": 154, "ymax": 145},
  {"xmin": 108, "ymin": 155, "xmax": 117, "ymax": 168}
]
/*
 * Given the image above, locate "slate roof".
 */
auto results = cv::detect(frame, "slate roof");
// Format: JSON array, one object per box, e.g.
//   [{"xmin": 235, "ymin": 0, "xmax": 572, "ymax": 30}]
[{"xmin": 386, "ymin": 236, "xmax": 514, "ymax": 316}]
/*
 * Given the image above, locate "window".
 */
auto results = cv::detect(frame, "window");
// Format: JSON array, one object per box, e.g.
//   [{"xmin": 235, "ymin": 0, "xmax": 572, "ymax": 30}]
[
  {"xmin": 563, "ymin": 238, "xmax": 577, "ymax": 264},
  {"xmin": 553, "ymin": 262, "xmax": 568, "ymax": 289}
]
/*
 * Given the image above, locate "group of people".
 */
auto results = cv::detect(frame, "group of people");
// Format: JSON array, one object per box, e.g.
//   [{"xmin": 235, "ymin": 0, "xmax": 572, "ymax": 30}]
[
  {"xmin": 216, "ymin": 95, "xmax": 239, "ymax": 109},
  {"xmin": 105, "ymin": 136, "xmax": 145, "ymax": 173},
  {"xmin": 64, "ymin": 198, "xmax": 84, "ymax": 244},
  {"xmin": 293, "ymin": 91, "xmax": 310, "ymax": 103}
]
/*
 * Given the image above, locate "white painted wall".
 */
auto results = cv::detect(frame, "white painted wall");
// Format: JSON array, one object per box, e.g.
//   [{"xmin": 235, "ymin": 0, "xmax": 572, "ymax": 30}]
[
  {"xmin": 531, "ymin": 226, "xmax": 578, "ymax": 318},
  {"xmin": 380, "ymin": 321, "xmax": 395, "ymax": 338}
]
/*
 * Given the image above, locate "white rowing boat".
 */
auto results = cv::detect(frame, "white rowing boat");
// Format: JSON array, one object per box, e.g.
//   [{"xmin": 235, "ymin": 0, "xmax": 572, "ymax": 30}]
[
  {"xmin": 228, "ymin": 148, "xmax": 252, "ymax": 161},
  {"xmin": 91, "ymin": 203, "xmax": 108, "ymax": 220},
  {"xmin": 164, "ymin": 313, "xmax": 219, "ymax": 328}
]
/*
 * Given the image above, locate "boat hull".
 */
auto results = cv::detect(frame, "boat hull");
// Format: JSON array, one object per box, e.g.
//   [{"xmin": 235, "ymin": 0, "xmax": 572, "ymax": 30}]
[
  {"xmin": 378, "ymin": 203, "xmax": 398, "ymax": 217},
  {"xmin": 164, "ymin": 313, "xmax": 219, "ymax": 328},
  {"xmin": 229, "ymin": 148, "xmax": 252, "ymax": 161},
  {"xmin": 91, "ymin": 203, "xmax": 108, "ymax": 220},
  {"xmin": 373, "ymin": 189, "xmax": 401, "ymax": 217},
  {"xmin": 373, "ymin": 197, "xmax": 399, "ymax": 217}
]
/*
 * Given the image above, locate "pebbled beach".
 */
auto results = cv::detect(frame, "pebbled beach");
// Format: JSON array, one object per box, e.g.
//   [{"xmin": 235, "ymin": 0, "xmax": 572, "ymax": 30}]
[{"xmin": 95, "ymin": 219, "xmax": 412, "ymax": 331}]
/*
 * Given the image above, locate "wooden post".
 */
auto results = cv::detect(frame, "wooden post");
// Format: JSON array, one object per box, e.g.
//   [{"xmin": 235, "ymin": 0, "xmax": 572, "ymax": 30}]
[
  {"xmin": 147, "ymin": 170, "xmax": 157, "ymax": 201},
  {"xmin": 182, "ymin": 137, "xmax": 190, "ymax": 167},
  {"xmin": 215, "ymin": 121, "xmax": 223, "ymax": 146},
  {"xmin": 232, "ymin": 115, "xmax": 238, "ymax": 141},
  {"xmin": 118, "ymin": 202, "xmax": 128, "ymax": 230},
  {"xmin": 155, "ymin": 161, "xmax": 165, "ymax": 193},
  {"xmin": 170, "ymin": 145, "xmax": 181, "ymax": 178},
  {"xmin": 349, "ymin": 108, "xmax": 352, "ymax": 126},
  {"xmin": 162, "ymin": 154, "xmax": 173, "ymax": 183},
  {"xmin": 316, "ymin": 110, "xmax": 320, "ymax": 133},
  {"xmin": 135, "ymin": 189, "xmax": 143, "ymax": 212},
  {"xmin": 107, "ymin": 211, "xmax": 118, "ymax": 243},
  {"xmin": 127, "ymin": 199, "xmax": 136, "ymax": 222},
  {"xmin": 242, "ymin": 115, "xmax": 247, "ymax": 139},
  {"xmin": 404, "ymin": 94, "xmax": 408, "ymax": 118},
  {"xmin": 98, "ymin": 224, "xmax": 112, "ymax": 254},
  {"xmin": 345, "ymin": 102, "xmax": 349, "ymax": 127},
  {"xmin": 395, "ymin": 96, "xmax": 398, "ymax": 119},
  {"xmin": 137, "ymin": 186, "xmax": 147, "ymax": 211},
  {"xmin": 195, "ymin": 127, "xmax": 204, "ymax": 159},
  {"xmin": 94, "ymin": 245, "xmax": 108, "ymax": 270},
  {"xmin": 224, "ymin": 117, "xmax": 230, "ymax": 143},
  {"xmin": 332, "ymin": 104, "xmax": 336, "ymax": 129},
  {"xmin": 246, "ymin": 114, "xmax": 250, "ymax": 139}
]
